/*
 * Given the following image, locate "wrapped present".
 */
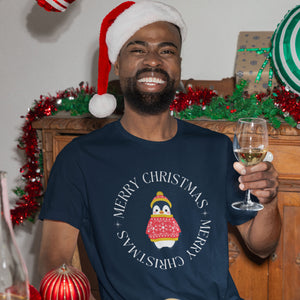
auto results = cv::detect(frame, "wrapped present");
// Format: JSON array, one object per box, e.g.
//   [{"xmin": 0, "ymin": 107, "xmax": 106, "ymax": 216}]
[{"xmin": 234, "ymin": 31, "xmax": 279, "ymax": 94}]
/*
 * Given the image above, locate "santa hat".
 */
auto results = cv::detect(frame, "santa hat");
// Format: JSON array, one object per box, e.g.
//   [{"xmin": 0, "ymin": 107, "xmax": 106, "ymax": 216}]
[{"xmin": 89, "ymin": 1, "xmax": 187, "ymax": 118}]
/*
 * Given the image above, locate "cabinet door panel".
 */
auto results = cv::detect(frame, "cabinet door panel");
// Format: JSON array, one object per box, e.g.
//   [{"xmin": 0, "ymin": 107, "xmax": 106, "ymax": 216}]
[
  {"xmin": 228, "ymin": 226, "xmax": 268, "ymax": 300},
  {"xmin": 283, "ymin": 206, "xmax": 300, "ymax": 299},
  {"xmin": 53, "ymin": 135, "xmax": 77, "ymax": 161},
  {"xmin": 269, "ymin": 192, "xmax": 300, "ymax": 300},
  {"xmin": 269, "ymin": 144, "xmax": 300, "ymax": 178}
]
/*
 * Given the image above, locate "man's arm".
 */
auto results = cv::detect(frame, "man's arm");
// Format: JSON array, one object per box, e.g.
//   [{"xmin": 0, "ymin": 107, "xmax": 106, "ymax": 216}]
[
  {"xmin": 39, "ymin": 219, "xmax": 79, "ymax": 277},
  {"xmin": 234, "ymin": 161, "xmax": 281, "ymax": 258}
]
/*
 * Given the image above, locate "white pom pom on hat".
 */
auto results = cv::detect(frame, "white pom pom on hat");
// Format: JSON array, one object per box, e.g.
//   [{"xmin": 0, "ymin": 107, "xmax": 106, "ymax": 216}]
[
  {"xmin": 89, "ymin": 0, "xmax": 187, "ymax": 118},
  {"xmin": 88, "ymin": 93, "xmax": 117, "ymax": 118}
]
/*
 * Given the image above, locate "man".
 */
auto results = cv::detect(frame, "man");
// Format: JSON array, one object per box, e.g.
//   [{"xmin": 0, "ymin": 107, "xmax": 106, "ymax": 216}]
[{"xmin": 39, "ymin": 1, "xmax": 281, "ymax": 299}]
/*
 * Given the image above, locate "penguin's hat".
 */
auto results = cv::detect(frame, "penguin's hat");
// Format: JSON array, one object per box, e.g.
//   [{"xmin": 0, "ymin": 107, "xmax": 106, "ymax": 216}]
[
  {"xmin": 88, "ymin": 0, "xmax": 187, "ymax": 118},
  {"xmin": 150, "ymin": 191, "xmax": 172, "ymax": 208}
]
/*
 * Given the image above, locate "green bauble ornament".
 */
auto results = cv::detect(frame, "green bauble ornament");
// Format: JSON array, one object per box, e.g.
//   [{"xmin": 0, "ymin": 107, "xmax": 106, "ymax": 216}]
[{"xmin": 271, "ymin": 5, "xmax": 300, "ymax": 94}]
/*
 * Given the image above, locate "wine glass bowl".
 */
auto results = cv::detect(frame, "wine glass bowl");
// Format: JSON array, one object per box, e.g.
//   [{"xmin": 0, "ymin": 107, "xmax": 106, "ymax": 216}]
[{"xmin": 232, "ymin": 118, "xmax": 269, "ymax": 211}]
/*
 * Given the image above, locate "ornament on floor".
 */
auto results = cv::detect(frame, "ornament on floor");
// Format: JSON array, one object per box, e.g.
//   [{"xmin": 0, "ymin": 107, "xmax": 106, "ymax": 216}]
[
  {"xmin": 271, "ymin": 5, "xmax": 300, "ymax": 94},
  {"xmin": 39, "ymin": 264, "xmax": 91, "ymax": 300},
  {"xmin": 36, "ymin": 0, "xmax": 76, "ymax": 12}
]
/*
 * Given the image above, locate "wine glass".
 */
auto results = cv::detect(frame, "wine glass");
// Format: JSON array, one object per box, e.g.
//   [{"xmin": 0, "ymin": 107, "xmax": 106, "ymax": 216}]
[{"xmin": 232, "ymin": 118, "xmax": 269, "ymax": 211}]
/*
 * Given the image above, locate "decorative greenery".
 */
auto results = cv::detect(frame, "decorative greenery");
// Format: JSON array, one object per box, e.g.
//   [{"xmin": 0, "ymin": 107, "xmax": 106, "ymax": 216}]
[
  {"xmin": 172, "ymin": 80, "xmax": 299, "ymax": 129},
  {"xmin": 55, "ymin": 82, "xmax": 94, "ymax": 115}
]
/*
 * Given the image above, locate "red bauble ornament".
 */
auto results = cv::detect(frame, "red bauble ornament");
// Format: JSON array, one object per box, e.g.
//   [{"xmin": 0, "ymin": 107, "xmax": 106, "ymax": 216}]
[
  {"xmin": 39, "ymin": 264, "xmax": 91, "ymax": 300},
  {"xmin": 30, "ymin": 285, "xmax": 42, "ymax": 300},
  {"xmin": 36, "ymin": 0, "xmax": 76, "ymax": 12}
]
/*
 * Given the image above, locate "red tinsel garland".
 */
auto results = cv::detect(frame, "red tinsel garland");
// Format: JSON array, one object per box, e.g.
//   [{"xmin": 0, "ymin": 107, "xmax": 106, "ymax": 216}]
[
  {"xmin": 12, "ymin": 98, "xmax": 57, "ymax": 225},
  {"xmin": 272, "ymin": 86, "xmax": 300, "ymax": 122},
  {"xmin": 170, "ymin": 86, "xmax": 217, "ymax": 112},
  {"xmin": 172, "ymin": 84, "xmax": 300, "ymax": 125},
  {"xmin": 254, "ymin": 86, "xmax": 300, "ymax": 124},
  {"xmin": 11, "ymin": 83, "xmax": 299, "ymax": 225},
  {"xmin": 11, "ymin": 84, "xmax": 94, "ymax": 225}
]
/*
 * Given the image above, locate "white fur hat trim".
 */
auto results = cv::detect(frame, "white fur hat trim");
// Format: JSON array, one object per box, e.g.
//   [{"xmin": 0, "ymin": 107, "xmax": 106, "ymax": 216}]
[{"xmin": 106, "ymin": 1, "xmax": 187, "ymax": 64}]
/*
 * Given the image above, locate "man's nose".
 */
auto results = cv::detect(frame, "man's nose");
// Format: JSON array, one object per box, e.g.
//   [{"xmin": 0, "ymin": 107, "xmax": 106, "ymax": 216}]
[{"xmin": 143, "ymin": 51, "xmax": 162, "ymax": 67}]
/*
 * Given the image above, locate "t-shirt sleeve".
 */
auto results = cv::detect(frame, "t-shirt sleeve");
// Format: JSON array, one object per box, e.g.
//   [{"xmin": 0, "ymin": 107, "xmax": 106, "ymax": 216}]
[
  {"xmin": 225, "ymin": 137, "xmax": 257, "ymax": 225},
  {"xmin": 39, "ymin": 140, "xmax": 87, "ymax": 230}
]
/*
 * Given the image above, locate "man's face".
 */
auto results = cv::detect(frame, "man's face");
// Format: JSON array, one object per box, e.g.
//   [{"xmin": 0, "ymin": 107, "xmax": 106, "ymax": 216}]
[{"xmin": 114, "ymin": 21, "xmax": 182, "ymax": 115}]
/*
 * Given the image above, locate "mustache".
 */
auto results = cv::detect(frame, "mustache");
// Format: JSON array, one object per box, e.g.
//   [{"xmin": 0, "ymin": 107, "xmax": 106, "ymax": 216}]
[{"xmin": 135, "ymin": 68, "xmax": 170, "ymax": 80}]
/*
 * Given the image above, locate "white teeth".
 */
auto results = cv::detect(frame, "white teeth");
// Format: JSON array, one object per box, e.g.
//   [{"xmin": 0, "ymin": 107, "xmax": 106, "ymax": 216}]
[{"xmin": 138, "ymin": 77, "xmax": 165, "ymax": 84}]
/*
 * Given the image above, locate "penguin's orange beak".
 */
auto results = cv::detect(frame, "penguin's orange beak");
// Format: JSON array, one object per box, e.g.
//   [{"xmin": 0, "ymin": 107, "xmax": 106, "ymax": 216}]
[{"xmin": 160, "ymin": 211, "xmax": 164, "ymax": 214}]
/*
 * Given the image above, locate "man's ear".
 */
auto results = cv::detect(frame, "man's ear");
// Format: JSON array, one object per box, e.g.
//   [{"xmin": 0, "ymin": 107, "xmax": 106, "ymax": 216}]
[{"xmin": 114, "ymin": 59, "xmax": 120, "ymax": 76}]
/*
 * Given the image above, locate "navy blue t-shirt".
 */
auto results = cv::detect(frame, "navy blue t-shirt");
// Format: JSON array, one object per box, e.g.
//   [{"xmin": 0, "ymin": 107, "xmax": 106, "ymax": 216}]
[{"xmin": 40, "ymin": 119, "xmax": 255, "ymax": 300}]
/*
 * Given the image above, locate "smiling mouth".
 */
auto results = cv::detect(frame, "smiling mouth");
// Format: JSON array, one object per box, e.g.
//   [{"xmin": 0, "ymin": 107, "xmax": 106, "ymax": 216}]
[{"xmin": 137, "ymin": 77, "xmax": 166, "ymax": 85}]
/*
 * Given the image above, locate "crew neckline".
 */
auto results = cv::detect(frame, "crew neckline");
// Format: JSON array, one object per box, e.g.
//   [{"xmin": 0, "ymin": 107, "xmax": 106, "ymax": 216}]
[{"xmin": 116, "ymin": 118, "xmax": 182, "ymax": 144}]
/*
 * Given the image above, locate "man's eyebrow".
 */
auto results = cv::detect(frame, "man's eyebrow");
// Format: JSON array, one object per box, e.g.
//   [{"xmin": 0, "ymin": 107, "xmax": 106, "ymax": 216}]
[
  {"xmin": 126, "ymin": 41, "xmax": 147, "ymax": 47},
  {"xmin": 125, "ymin": 41, "xmax": 178, "ymax": 49},
  {"xmin": 158, "ymin": 42, "xmax": 178, "ymax": 49}
]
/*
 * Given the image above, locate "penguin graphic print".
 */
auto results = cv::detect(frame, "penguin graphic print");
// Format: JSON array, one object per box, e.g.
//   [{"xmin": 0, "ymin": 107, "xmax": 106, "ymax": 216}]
[{"xmin": 146, "ymin": 191, "xmax": 181, "ymax": 249}]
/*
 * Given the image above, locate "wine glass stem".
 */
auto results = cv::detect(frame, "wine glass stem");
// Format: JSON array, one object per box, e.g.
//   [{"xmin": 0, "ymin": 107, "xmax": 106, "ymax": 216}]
[{"xmin": 245, "ymin": 189, "xmax": 252, "ymax": 205}]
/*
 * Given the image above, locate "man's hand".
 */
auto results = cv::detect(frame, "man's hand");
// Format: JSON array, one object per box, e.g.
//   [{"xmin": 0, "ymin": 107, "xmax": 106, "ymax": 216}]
[
  {"xmin": 233, "ymin": 161, "xmax": 279, "ymax": 205},
  {"xmin": 234, "ymin": 161, "xmax": 281, "ymax": 258}
]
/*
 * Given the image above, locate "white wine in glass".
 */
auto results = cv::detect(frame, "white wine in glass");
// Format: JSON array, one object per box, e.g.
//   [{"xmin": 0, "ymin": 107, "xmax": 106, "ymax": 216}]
[{"xmin": 232, "ymin": 118, "xmax": 269, "ymax": 211}]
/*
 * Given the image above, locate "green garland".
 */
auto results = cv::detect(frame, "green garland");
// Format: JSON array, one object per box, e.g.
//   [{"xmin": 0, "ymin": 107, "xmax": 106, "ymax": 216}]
[
  {"xmin": 55, "ymin": 90, "xmax": 93, "ymax": 116},
  {"xmin": 174, "ymin": 80, "xmax": 298, "ymax": 128},
  {"xmin": 52, "ymin": 80, "xmax": 299, "ymax": 129},
  {"xmin": 52, "ymin": 82, "xmax": 124, "ymax": 116}
]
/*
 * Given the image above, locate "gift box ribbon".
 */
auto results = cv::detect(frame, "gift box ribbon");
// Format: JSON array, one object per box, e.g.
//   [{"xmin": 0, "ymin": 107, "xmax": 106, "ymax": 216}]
[{"xmin": 238, "ymin": 47, "xmax": 274, "ymax": 87}]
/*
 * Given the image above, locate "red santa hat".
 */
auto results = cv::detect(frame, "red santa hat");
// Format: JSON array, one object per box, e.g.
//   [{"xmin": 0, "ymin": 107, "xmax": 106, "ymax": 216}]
[{"xmin": 89, "ymin": 1, "xmax": 187, "ymax": 118}]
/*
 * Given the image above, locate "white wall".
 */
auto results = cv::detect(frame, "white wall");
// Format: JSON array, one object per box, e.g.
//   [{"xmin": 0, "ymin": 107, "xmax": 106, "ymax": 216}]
[{"xmin": 0, "ymin": 0, "xmax": 298, "ymax": 288}]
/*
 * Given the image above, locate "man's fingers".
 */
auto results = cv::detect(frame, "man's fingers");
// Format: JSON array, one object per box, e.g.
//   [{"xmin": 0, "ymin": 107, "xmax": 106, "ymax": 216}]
[{"xmin": 234, "ymin": 161, "xmax": 279, "ymax": 204}]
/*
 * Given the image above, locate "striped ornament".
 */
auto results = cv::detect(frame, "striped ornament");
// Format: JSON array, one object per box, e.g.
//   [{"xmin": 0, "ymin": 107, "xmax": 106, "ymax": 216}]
[
  {"xmin": 36, "ymin": 0, "xmax": 76, "ymax": 12},
  {"xmin": 39, "ymin": 264, "xmax": 91, "ymax": 300},
  {"xmin": 271, "ymin": 5, "xmax": 300, "ymax": 94}
]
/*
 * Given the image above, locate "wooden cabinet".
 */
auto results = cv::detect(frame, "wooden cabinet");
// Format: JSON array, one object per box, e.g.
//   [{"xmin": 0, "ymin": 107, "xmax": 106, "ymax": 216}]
[{"xmin": 33, "ymin": 115, "xmax": 300, "ymax": 300}]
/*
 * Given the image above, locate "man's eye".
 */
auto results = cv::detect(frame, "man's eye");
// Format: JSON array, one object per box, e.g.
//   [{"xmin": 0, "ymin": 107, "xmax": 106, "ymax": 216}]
[
  {"xmin": 130, "ymin": 49, "xmax": 146, "ymax": 54},
  {"xmin": 161, "ymin": 49, "xmax": 175, "ymax": 55}
]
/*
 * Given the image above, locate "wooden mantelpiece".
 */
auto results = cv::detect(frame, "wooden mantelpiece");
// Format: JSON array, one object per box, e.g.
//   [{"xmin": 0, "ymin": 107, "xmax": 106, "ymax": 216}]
[{"xmin": 33, "ymin": 115, "xmax": 300, "ymax": 300}]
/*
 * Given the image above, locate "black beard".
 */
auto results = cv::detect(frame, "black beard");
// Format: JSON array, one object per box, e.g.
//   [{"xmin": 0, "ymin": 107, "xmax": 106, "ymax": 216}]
[{"xmin": 122, "ymin": 68, "xmax": 176, "ymax": 115}]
